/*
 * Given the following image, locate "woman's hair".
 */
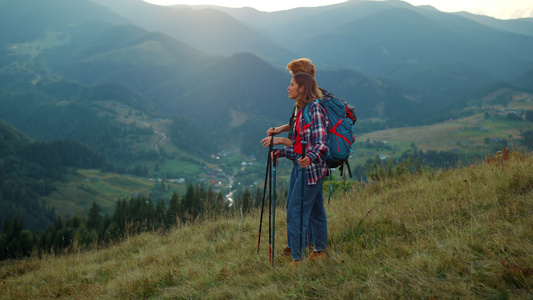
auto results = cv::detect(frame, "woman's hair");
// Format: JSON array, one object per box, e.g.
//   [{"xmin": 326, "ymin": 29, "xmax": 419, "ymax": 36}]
[
  {"xmin": 287, "ymin": 58, "xmax": 315, "ymax": 77},
  {"xmin": 293, "ymin": 72, "xmax": 322, "ymax": 107}
]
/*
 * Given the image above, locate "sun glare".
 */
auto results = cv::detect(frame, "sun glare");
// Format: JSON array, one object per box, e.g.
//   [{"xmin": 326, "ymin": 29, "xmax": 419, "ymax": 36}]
[
  {"xmin": 142, "ymin": 0, "xmax": 532, "ymax": 19},
  {"xmin": 142, "ymin": 0, "xmax": 349, "ymax": 12}
]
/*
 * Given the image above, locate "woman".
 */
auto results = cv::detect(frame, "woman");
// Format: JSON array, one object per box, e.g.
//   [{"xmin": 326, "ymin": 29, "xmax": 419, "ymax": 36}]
[
  {"xmin": 261, "ymin": 58, "xmax": 317, "ymax": 149},
  {"xmin": 273, "ymin": 72, "xmax": 329, "ymax": 264},
  {"xmin": 260, "ymin": 58, "xmax": 319, "ymax": 257}
]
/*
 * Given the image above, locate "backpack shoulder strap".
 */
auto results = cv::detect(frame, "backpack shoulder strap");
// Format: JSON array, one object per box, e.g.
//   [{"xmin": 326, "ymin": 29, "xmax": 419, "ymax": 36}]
[{"xmin": 303, "ymin": 99, "xmax": 322, "ymax": 125}]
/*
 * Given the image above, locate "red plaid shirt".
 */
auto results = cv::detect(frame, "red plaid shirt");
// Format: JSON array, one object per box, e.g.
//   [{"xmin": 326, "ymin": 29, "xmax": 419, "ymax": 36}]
[{"xmin": 279, "ymin": 101, "xmax": 329, "ymax": 185}]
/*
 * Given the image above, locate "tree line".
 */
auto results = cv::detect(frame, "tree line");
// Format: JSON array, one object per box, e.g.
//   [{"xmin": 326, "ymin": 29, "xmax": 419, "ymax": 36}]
[{"xmin": 0, "ymin": 183, "xmax": 271, "ymax": 261}]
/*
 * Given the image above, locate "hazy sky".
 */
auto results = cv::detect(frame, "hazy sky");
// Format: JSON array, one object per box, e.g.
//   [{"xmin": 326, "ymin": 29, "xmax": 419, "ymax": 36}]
[{"xmin": 142, "ymin": 0, "xmax": 533, "ymax": 20}]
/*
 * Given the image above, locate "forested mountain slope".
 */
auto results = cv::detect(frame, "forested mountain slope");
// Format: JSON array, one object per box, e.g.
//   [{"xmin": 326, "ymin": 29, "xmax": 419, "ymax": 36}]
[{"xmin": 0, "ymin": 120, "xmax": 107, "ymax": 231}]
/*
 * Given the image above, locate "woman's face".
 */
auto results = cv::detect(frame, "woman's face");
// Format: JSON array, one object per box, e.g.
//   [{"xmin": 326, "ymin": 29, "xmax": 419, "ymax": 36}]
[{"xmin": 287, "ymin": 78, "xmax": 303, "ymax": 100}]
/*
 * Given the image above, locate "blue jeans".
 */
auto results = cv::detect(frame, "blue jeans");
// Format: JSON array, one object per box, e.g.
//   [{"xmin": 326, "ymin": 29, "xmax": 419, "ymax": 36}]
[
  {"xmin": 286, "ymin": 164, "xmax": 328, "ymax": 261},
  {"xmin": 286, "ymin": 166, "xmax": 312, "ymax": 249}
]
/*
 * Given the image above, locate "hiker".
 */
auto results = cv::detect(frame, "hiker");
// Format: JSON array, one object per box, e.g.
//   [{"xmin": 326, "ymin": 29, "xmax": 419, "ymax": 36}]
[
  {"xmin": 260, "ymin": 58, "xmax": 319, "ymax": 258},
  {"xmin": 261, "ymin": 58, "xmax": 318, "ymax": 149},
  {"xmin": 272, "ymin": 72, "xmax": 329, "ymax": 264}
]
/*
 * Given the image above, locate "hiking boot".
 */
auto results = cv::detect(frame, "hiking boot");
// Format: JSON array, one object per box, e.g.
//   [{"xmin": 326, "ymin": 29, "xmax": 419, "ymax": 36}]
[
  {"xmin": 290, "ymin": 260, "xmax": 300, "ymax": 267},
  {"xmin": 281, "ymin": 246, "xmax": 291, "ymax": 257},
  {"xmin": 308, "ymin": 251, "xmax": 325, "ymax": 261}
]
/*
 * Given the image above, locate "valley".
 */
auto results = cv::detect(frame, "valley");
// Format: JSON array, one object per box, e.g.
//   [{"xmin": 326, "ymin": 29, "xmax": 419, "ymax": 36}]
[
  {"xmin": 1, "ymin": 0, "xmax": 533, "ymax": 233},
  {"xmin": 38, "ymin": 88, "xmax": 533, "ymax": 219}
]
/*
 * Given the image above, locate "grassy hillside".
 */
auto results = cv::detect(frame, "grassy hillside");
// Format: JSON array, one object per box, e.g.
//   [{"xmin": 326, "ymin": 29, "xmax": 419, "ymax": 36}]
[
  {"xmin": 351, "ymin": 90, "xmax": 533, "ymax": 167},
  {"xmin": 40, "ymin": 169, "xmax": 188, "ymax": 220},
  {"xmin": 1, "ymin": 151, "xmax": 532, "ymax": 298}
]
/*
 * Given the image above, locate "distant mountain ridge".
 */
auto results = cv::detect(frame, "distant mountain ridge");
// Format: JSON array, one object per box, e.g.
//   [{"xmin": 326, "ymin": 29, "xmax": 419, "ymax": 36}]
[
  {"xmin": 94, "ymin": 0, "xmax": 533, "ymax": 81},
  {"xmin": 1, "ymin": 0, "xmax": 532, "ymax": 148},
  {"xmin": 1, "ymin": 0, "xmax": 532, "ymax": 142},
  {"xmin": 457, "ymin": 12, "xmax": 533, "ymax": 37},
  {"xmin": 197, "ymin": 1, "xmax": 533, "ymax": 73},
  {"xmin": 90, "ymin": 0, "xmax": 297, "ymax": 64},
  {"xmin": 88, "ymin": 0, "xmax": 533, "ymax": 109},
  {"xmin": 0, "ymin": 0, "xmax": 419, "ymax": 141}
]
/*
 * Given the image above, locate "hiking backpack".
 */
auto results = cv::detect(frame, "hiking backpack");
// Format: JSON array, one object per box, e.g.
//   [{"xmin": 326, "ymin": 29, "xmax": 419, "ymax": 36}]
[{"xmin": 303, "ymin": 88, "xmax": 356, "ymax": 178}]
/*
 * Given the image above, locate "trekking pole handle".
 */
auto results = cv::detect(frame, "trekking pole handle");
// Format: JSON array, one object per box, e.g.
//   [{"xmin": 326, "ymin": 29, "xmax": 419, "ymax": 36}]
[
  {"xmin": 301, "ymin": 141, "xmax": 307, "ymax": 167},
  {"xmin": 269, "ymin": 127, "xmax": 276, "ymax": 137}
]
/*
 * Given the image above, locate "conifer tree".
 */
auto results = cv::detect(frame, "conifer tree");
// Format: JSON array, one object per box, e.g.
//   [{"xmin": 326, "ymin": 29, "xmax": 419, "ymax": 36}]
[
  {"xmin": 168, "ymin": 192, "xmax": 180, "ymax": 226},
  {"xmin": 181, "ymin": 184, "xmax": 195, "ymax": 221},
  {"xmin": 87, "ymin": 201, "xmax": 102, "ymax": 231},
  {"xmin": 254, "ymin": 187, "xmax": 262, "ymax": 208},
  {"xmin": 242, "ymin": 188, "xmax": 252, "ymax": 213},
  {"xmin": 155, "ymin": 199, "xmax": 166, "ymax": 228}
]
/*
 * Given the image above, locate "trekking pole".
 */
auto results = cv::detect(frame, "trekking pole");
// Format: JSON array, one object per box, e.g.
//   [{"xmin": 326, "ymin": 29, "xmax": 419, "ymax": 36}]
[
  {"xmin": 299, "ymin": 141, "xmax": 307, "ymax": 260},
  {"xmin": 271, "ymin": 151, "xmax": 278, "ymax": 266},
  {"xmin": 268, "ymin": 139, "xmax": 273, "ymax": 262},
  {"xmin": 257, "ymin": 135, "xmax": 274, "ymax": 254}
]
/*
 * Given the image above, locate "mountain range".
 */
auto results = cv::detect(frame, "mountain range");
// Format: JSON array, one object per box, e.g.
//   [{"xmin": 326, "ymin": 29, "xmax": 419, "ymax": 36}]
[
  {"xmin": 92, "ymin": 0, "xmax": 533, "ymax": 82},
  {"xmin": 2, "ymin": 0, "xmax": 533, "ymax": 134},
  {"xmin": 1, "ymin": 0, "xmax": 533, "ymax": 229}
]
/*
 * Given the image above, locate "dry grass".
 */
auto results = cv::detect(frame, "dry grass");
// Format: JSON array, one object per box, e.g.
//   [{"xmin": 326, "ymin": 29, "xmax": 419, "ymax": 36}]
[{"xmin": 2, "ymin": 152, "xmax": 533, "ymax": 299}]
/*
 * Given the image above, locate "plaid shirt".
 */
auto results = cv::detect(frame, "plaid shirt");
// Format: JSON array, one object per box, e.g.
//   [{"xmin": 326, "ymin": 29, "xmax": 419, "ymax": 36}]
[{"xmin": 279, "ymin": 101, "xmax": 329, "ymax": 185}]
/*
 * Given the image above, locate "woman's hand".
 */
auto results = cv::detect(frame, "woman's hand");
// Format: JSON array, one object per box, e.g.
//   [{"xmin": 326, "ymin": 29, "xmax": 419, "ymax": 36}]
[
  {"xmin": 267, "ymin": 127, "xmax": 280, "ymax": 136},
  {"xmin": 298, "ymin": 156, "xmax": 311, "ymax": 168},
  {"xmin": 267, "ymin": 124, "xmax": 290, "ymax": 136},
  {"xmin": 260, "ymin": 136, "xmax": 273, "ymax": 147},
  {"xmin": 260, "ymin": 137, "xmax": 292, "ymax": 147},
  {"xmin": 271, "ymin": 150, "xmax": 280, "ymax": 161}
]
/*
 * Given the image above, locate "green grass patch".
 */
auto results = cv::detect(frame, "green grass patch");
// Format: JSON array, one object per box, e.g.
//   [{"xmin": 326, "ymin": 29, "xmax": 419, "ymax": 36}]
[
  {"xmin": 42, "ymin": 169, "xmax": 186, "ymax": 218},
  {"xmin": 157, "ymin": 159, "xmax": 203, "ymax": 178},
  {"xmin": 358, "ymin": 103, "xmax": 533, "ymax": 165}
]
